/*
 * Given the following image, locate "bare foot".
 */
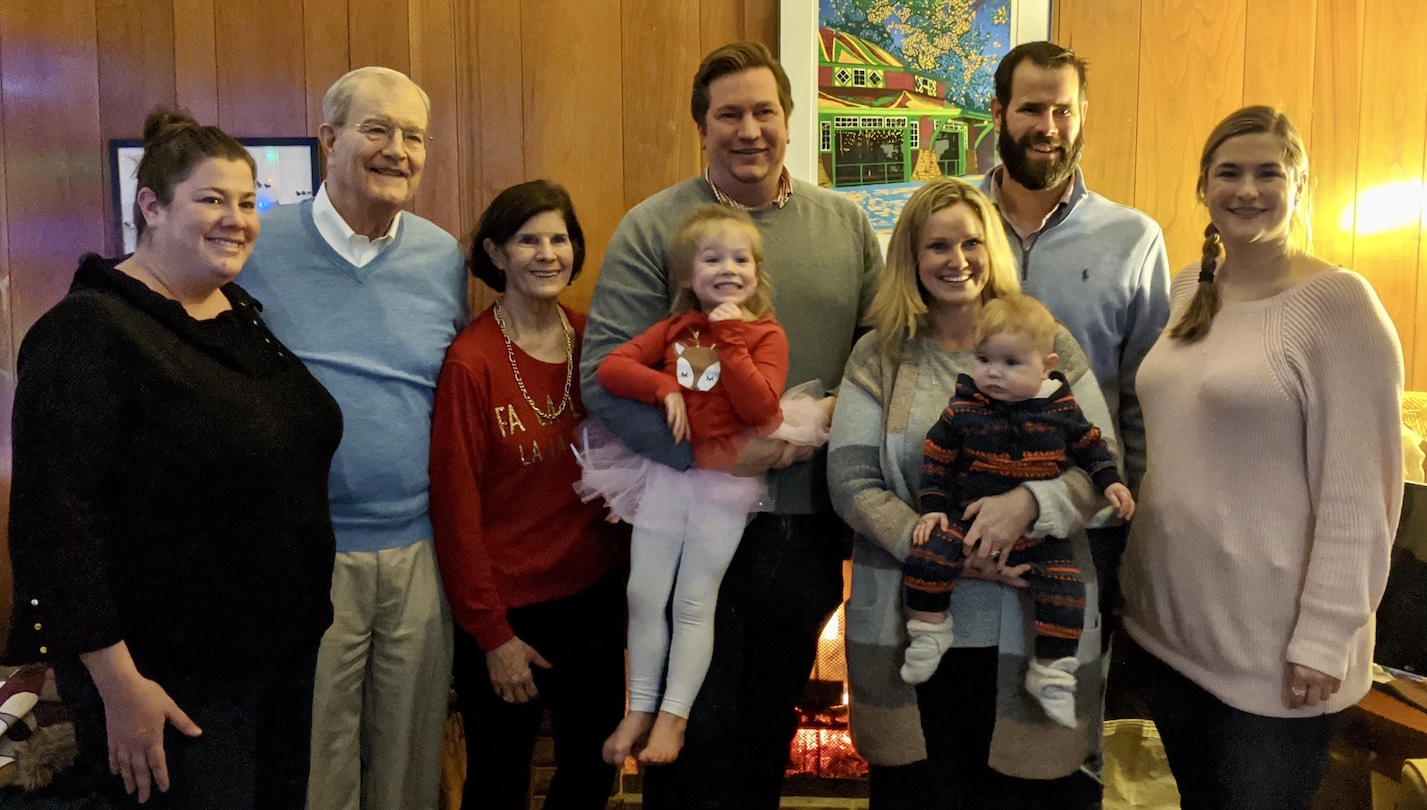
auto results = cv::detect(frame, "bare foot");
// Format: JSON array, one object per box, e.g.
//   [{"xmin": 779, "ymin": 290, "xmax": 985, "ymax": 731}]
[
  {"xmin": 636, "ymin": 711, "xmax": 687, "ymax": 765},
  {"xmin": 602, "ymin": 712, "xmax": 654, "ymax": 766}
]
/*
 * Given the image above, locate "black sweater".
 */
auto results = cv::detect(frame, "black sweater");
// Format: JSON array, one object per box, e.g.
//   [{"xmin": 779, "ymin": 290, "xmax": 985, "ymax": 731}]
[{"xmin": 7, "ymin": 254, "xmax": 343, "ymax": 679}]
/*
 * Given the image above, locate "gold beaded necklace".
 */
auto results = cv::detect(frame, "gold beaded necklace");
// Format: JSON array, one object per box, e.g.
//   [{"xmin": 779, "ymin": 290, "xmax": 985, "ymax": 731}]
[{"xmin": 492, "ymin": 299, "xmax": 573, "ymax": 425}]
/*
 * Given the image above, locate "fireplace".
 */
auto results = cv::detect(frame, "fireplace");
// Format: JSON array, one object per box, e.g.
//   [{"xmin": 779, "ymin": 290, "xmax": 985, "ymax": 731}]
[{"xmin": 785, "ymin": 561, "xmax": 869, "ymax": 783}]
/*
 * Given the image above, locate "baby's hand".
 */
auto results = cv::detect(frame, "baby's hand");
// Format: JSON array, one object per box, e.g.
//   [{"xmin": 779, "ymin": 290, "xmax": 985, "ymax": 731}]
[
  {"xmin": 1105, "ymin": 483, "xmax": 1135, "ymax": 520},
  {"xmin": 707, "ymin": 302, "xmax": 743, "ymax": 322},
  {"xmin": 913, "ymin": 512, "xmax": 949, "ymax": 546},
  {"xmin": 664, "ymin": 391, "xmax": 690, "ymax": 443}
]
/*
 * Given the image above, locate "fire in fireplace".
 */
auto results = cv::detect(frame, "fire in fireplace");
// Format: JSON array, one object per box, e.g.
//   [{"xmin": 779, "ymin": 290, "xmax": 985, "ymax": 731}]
[{"xmin": 786, "ymin": 562, "xmax": 868, "ymax": 780}]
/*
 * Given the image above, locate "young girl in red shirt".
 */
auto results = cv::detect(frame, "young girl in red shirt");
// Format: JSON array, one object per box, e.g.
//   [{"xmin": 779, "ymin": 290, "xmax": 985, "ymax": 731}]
[{"xmin": 579, "ymin": 206, "xmax": 825, "ymax": 766}]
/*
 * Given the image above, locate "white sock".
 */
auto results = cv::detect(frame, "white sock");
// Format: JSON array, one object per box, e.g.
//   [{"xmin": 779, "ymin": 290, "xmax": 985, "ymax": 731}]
[
  {"xmin": 1025, "ymin": 656, "xmax": 1079, "ymax": 729},
  {"xmin": 900, "ymin": 617, "xmax": 954, "ymax": 685}
]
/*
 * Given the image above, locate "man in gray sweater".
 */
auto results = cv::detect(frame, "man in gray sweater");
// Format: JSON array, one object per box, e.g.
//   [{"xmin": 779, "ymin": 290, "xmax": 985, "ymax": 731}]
[
  {"xmin": 580, "ymin": 41, "xmax": 882, "ymax": 810},
  {"xmin": 979, "ymin": 41, "xmax": 1171, "ymax": 626}
]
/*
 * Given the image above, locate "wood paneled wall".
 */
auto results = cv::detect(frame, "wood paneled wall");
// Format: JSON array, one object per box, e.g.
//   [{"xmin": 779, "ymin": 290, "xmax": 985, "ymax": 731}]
[
  {"xmin": 3, "ymin": 0, "xmax": 1427, "ymax": 639},
  {"xmin": 1055, "ymin": 0, "xmax": 1427, "ymax": 387}
]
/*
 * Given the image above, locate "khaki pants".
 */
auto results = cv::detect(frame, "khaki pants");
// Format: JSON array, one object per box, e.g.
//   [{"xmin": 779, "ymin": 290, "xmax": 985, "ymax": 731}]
[{"xmin": 306, "ymin": 539, "xmax": 454, "ymax": 810}]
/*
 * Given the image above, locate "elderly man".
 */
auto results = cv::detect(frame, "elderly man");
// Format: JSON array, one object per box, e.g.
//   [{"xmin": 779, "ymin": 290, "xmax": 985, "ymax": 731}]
[
  {"xmin": 979, "ymin": 42, "xmax": 1171, "ymax": 624},
  {"xmin": 240, "ymin": 66, "xmax": 468, "ymax": 810},
  {"xmin": 580, "ymin": 41, "xmax": 882, "ymax": 810}
]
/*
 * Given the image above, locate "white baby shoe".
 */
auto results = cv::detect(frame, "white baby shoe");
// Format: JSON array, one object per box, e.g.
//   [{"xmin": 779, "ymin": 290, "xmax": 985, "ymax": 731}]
[
  {"xmin": 900, "ymin": 617, "xmax": 954, "ymax": 685},
  {"xmin": 1025, "ymin": 656, "xmax": 1079, "ymax": 728}
]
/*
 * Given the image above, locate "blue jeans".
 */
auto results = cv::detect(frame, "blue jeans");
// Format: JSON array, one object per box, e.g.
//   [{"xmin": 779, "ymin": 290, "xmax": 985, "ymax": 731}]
[{"xmin": 1119, "ymin": 635, "xmax": 1340, "ymax": 810}]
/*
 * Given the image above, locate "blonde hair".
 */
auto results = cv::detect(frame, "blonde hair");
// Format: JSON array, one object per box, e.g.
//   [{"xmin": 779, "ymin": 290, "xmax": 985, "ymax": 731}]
[
  {"xmin": 975, "ymin": 294, "xmax": 1057, "ymax": 354},
  {"xmin": 668, "ymin": 205, "xmax": 775, "ymax": 316},
  {"xmin": 866, "ymin": 177, "xmax": 1020, "ymax": 360},
  {"xmin": 1172, "ymin": 105, "xmax": 1312, "ymax": 343}
]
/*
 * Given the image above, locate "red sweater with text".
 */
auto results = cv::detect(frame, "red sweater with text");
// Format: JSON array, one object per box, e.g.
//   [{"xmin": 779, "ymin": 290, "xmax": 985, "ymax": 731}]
[
  {"xmin": 597, "ymin": 310, "xmax": 789, "ymax": 471},
  {"xmin": 430, "ymin": 306, "xmax": 626, "ymax": 651}
]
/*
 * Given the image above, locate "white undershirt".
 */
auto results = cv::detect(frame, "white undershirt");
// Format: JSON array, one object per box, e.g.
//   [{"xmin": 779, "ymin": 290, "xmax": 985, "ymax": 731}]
[{"xmin": 311, "ymin": 184, "xmax": 401, "ymax": 268}]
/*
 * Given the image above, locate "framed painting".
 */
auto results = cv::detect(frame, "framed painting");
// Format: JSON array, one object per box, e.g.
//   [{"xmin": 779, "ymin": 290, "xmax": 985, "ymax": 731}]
[{"xmin": 781, "ymin": 0, "xmax": 1051, "ymax": 237}]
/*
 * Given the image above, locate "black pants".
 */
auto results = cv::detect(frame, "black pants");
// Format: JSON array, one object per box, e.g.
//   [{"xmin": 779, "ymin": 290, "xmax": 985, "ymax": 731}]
[
  {"xmin": 868, "ymin": 646, "xmax": 1101, "ymax": 810},
  {"xmin": 1086, "ymin": 524, "xmax": 1128, "ymax": 652},
  {"xmin": 641, "ymin": 513, "xmax": 847, "ymax": 810},
  {"xmin": 452, "ymin": 573, "xmax": 626, "ymax": 810},
  {"xmin": 1118, "ymin": 634, "xmax": 1340, "ymax": 810},
  {"xmin": 58, "ymin": 646, "xmax": 319, "ymax": 810}
]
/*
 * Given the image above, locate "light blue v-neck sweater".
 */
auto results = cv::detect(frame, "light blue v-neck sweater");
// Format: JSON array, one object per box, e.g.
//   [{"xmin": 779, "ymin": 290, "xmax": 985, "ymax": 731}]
[{"xmin": 241, "ymin": 200, "xmax": 468, "ymax": 552}]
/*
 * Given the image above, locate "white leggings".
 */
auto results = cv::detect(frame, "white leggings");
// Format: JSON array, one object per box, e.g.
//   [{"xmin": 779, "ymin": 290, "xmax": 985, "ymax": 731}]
[{"xmin": 625, "ymin": 493, "xmax": 749, "ymax": 718}]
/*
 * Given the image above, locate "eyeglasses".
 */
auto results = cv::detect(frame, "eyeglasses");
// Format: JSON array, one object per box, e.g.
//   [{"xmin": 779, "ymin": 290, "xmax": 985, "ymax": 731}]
[{"xmin": 349, "ymin": 121, "xmax": 430, "ymax": 153}]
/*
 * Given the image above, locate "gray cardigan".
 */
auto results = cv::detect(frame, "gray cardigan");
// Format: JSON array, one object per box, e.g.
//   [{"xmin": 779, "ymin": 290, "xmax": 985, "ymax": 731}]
[{"xmin": 828, "ymin": 326, "xmax": 1114, "ymax": 778}]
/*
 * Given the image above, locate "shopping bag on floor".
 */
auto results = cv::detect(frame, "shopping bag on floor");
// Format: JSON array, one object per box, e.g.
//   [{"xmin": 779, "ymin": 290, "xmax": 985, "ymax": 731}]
[{"xmin": 1102, "ymin": 718, "xmax": 1180, "ymax": 810}]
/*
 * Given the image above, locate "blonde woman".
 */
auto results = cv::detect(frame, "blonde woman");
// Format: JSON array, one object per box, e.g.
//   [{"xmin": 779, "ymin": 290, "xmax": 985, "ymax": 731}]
[
  {"xmin": 1120, "ymin": 106, "xmax": 1403, "ymax": 809},
  {"xmin": 828, "ymin": 177, "xmax": 1113, "ymax": 808}
]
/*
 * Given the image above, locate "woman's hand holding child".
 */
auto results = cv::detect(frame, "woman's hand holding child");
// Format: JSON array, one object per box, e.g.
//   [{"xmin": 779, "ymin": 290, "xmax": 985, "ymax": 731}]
[{"xmin": 961, "ymin": 488, "xmax": 1039, "ymax": 563}]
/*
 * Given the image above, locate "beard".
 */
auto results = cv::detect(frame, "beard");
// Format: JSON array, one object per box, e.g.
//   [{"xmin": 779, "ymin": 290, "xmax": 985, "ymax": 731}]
[{"xmin": 997, "ymin": 119, "xmax": 1084, "ymax": 191}]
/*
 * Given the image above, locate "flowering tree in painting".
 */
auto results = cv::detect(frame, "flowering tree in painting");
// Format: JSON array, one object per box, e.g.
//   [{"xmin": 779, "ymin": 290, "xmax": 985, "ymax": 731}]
[{"xmin": 823, "ymin": 0, "xmax": 1008, "ymax": 112}]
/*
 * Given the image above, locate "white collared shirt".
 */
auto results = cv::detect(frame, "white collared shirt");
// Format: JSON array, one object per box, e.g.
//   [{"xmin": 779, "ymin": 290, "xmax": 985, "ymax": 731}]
[{"xmin": 311, "ymin": 184, "xmax": 401, "ymax": 268}]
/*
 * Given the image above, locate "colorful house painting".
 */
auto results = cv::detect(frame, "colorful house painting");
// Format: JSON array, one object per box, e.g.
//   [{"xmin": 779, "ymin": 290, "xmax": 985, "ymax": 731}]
[{"xmin": 816, "ymin": 27, "xmax": 994, "ymax": 191}]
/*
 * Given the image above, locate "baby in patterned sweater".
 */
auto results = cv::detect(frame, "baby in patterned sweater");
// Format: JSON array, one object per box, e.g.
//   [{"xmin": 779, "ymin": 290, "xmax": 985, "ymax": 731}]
[{"xmin": 903, "ymin": 294, "xmax": 1134, "ymax": 728}]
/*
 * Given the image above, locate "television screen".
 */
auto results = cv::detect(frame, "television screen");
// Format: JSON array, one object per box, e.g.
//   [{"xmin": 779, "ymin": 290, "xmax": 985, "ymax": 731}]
[
  {"xmin": 109, "ymin": 137, "xmax": 321, "ymax": 255},
  {"xmin": 1376, "ymin": 482, "xmax": 1427, "ymax": 675}
]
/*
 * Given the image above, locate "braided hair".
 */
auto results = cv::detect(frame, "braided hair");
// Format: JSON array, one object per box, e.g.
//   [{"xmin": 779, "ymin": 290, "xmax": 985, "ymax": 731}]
[{"xmin": 1169, "ymin": 222, "xmax": 1223, "ymax": 342}]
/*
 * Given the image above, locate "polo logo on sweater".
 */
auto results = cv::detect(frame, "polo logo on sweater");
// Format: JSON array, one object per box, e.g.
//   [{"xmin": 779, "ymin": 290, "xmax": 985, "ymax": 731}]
[
  {"xmin": 675, "ymin": 335, "xmax": 721, "ymax": 392},
  {"xmin": 1081, "ymin": 269, "xmax": 1090, "ymax": 282}
]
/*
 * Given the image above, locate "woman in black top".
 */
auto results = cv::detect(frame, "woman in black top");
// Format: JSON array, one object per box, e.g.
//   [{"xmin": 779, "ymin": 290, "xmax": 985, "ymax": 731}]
[{"xmin": 6, "ymin": 109, "xmax": 342, "ymax": 808}]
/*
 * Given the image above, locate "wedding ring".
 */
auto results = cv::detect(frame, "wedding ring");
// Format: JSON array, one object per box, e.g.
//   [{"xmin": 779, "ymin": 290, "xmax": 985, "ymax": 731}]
[{"xmin": 1291, "ymin": 687, "xmax": 1307, "ymax": 697}]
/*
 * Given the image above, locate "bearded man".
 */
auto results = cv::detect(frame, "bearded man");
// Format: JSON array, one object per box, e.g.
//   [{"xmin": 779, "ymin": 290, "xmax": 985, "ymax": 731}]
[{"xmin": 978, "ymin": 41, "xmax": 1171, "ymax": 637}]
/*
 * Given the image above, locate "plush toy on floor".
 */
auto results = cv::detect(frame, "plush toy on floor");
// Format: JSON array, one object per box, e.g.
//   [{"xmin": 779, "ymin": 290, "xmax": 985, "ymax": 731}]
[{"xmin": 0, "ymin": 665, "xmax": 77, "ymax": 792}]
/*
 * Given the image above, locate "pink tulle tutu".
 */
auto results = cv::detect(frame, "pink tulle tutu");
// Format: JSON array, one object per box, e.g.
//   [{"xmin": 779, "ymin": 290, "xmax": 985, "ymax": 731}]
[{"xmin": 572, "ymin": 419, "xmax": 770, "ymax": 532}]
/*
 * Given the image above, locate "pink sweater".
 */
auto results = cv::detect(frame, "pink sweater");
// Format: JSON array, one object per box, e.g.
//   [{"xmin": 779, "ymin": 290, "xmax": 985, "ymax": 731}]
[{"xmin": 1122, "ymin": 266, "xmax": 1403, "ymax": 718}]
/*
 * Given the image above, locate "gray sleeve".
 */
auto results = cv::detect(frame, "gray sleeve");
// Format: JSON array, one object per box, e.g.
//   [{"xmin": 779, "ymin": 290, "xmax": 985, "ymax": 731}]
[
  {"xmin": 828, "ymin": 339, "xmax": 919, "ymax": 562},
  {"xmin": 831, "ymin": 211, "xmax": 884, "ymax": 397},
  {"xmin": 579, "ymin": 210, "xmax": 694, "ymax": 470},
  {"xmin": 1118, "ymin": 227, "xmax": 1172, "ymax": 493},
  {"xmin": 858, "ymin": 211, "xmax": 884, "ymax": 320}
]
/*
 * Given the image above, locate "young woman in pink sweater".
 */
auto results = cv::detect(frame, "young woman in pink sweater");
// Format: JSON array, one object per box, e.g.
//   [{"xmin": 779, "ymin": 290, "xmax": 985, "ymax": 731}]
[{"xmin": 1120, "ymin": 106, "xmax": 1404, "ymax": 809}]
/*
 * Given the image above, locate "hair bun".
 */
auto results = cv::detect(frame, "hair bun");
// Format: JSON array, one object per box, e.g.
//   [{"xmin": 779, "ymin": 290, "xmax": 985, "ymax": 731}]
[{"xmin": 142, "ymin": 107, "xmax": 201, "ymax": 146}]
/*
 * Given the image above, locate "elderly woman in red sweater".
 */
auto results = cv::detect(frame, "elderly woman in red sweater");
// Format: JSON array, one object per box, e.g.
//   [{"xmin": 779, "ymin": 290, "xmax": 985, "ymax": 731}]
[{"xmin": 430, "ymin": 180, "xmax": 627, "ymax": 810}]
